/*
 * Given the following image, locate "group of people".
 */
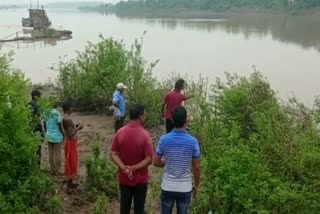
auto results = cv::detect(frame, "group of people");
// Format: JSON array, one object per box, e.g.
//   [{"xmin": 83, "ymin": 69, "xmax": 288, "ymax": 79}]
[
  {"xmin": 29, "ymin": 78, "xmax": 201, "ymax": 214},
  {"xmin": 111, "ymin": 79, "xmax": 201, "ymax": 214},
  {"xmin": 29, "ymin": 91, "xmax": 82, "ymax": 193}
]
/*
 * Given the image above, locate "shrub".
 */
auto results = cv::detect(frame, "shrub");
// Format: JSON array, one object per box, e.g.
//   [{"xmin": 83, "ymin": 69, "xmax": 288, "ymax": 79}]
[
  {"xmin": 59, "ymin": 35, "xmax": 128, "ymax": 111},
  {"xmin": 46, "ymin": 196, "xmax": 62, "ymax": 214},
  {"xmin": 0, "ymin": 53, "xmax": 57, "ymax": 212},
  {"xmin": 58, "ymin": 35, "xmax": 163, "ymax": 127},
  {"xmin": 85, "ymin": 140, "xmax": 119, "ymax": 201},
  {"xmin": 92, "ymin": 194, "xmax": 108, "ymax": 214},
  {"xmin": 191, "ymin": 72, "xmax": 320, "ymax": 213}
]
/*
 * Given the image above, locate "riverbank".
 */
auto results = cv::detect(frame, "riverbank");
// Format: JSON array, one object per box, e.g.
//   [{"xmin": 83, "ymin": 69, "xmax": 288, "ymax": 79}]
[
  {"xmin": 41, "ymin": 113, "xmax": 164, "ymax": 213},
  {"xmin": 79, "ymin": 6, "xmax": 320, "ymax": 18}
]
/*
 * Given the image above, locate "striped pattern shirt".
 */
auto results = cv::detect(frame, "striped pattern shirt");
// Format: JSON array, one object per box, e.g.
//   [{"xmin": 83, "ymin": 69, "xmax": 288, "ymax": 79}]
[{"xmin": 156, "ymin": 129, "xmax": 201, "ymax": 192}]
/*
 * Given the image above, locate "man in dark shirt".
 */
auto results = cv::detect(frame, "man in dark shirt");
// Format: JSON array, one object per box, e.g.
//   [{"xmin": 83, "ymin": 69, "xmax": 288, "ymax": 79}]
[
  {"xmin": 29, "ymin": 89, "xmax": 44, "ymax": 165},
  {"xmin": 161, "ymin": 79, "xmax": 193, "ymax": 133},
  {"xmin": 110, "ymin": 104, "xmax": 153, "ymax": 214}
]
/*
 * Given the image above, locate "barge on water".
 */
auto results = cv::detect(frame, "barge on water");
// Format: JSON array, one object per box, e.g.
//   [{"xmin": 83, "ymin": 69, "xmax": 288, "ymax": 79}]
[{"xmin": 0, "ymin": 4, "xmax": 72, "ymax": 43}]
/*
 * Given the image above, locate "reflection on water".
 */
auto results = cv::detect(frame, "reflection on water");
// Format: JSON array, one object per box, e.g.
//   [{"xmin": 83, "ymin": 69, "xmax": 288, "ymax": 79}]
[
  {"xmin": 119, "ymin": 15, "xmax": 320, "ymax": 52},
  {"xmin": 0, "ymin": 37, "xmax": 72, "ymax": 49}
]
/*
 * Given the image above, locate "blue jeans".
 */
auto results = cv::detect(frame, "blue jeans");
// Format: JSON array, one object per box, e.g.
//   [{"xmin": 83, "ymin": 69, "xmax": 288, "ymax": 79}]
[{"xmin": 161, "ymin": 190, "xmax": 192, "ymax": 214}]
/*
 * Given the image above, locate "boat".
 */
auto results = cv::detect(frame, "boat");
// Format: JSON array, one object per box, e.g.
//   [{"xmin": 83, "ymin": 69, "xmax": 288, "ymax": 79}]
[
  {"xmin": 0, "ymin": 3, "xmax": 72, "ymax": 43},
  {"xmin": 22, "ymin": 7, "xmax": 52, "ymax": 29}
]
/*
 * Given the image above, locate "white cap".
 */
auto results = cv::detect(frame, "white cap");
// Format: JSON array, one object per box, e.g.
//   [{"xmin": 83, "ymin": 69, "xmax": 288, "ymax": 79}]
[{"xmin": 116, "ymin": 83, "xmax": 127, "ymax": 89}]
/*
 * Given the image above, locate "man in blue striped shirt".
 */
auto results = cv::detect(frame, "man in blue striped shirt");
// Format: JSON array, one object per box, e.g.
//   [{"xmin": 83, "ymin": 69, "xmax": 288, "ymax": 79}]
[{"xmin": 154, "ymin": 106, "xmax": 201, "ymax": 214}]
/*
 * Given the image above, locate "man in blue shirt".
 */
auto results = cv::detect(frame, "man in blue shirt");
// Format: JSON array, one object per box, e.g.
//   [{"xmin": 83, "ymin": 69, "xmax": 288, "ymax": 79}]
[
  {"xmin": 154, "ymin": 106, "xmax": 201, "ymax": 214},
  {"xmin": 113, "ymin": 83, "xmax": 127, "ymax": 133}
]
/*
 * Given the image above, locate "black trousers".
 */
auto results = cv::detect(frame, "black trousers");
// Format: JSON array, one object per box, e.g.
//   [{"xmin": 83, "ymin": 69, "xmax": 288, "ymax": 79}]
[
  {"xmin": 36, "ymin": 145, "xmax": 41, "ymax": 165},
  {"xmin": 34, "ymin": 130, "xmax": 44, "ymax": 166},
  {"xmin": 115, "ymin": 117, "xmax": 125, "ymax": 133},
  {"xmin": 120, "ymin": 184, "xmax": 148, "ymax": 214},
  {"xmin": 166, "ymin": 119, "xmax": 174, "ymax": 133}
]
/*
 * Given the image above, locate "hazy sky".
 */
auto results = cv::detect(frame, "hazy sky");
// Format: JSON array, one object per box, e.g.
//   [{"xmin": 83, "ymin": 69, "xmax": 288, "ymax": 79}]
[{"xmin": 0, "ymin": 0, "xmax": 119, "ymax": 5}]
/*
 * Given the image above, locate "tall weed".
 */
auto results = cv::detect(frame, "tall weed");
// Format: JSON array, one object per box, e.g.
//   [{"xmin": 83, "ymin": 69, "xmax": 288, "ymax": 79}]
[{"xmin": 85, "ymin": 139, "xmax": 119, "ymax": 201}]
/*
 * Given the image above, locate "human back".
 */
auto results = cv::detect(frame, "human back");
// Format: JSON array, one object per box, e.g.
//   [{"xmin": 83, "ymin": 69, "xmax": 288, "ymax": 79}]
[
  {"xmin": 115, "ymin": 124, "xmax": 151, "ymax": 174},
  {"xmin": 45, "ymin": 108, "xmax": 63, "ymax": 143},
  {"xmin": 159, "ymin": 130, "xmax": 199, "ymax": 192},
  {"xmin": 164, "ymin": 90, "xmax": 187, "ymax": 119},
  {"xmin": 110, "ymin": 104, "xmax": 153, "ymax": 214},
  {"xmin": 154, "ymin": 106, "xmax": 201, "ymax": 214}
]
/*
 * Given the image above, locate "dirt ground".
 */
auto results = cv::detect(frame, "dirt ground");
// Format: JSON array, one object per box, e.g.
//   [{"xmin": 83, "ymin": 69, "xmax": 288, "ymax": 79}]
[{"xmin": 42, "ymin": 113, "xmax": 165, "ymax": 214}]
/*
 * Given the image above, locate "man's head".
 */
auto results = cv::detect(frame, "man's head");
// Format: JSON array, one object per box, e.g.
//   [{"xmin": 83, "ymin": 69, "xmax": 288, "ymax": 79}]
[
  {"xmin": 172, "ymin": 106, "xmax": 187, "ymax": 129},
  {"xmin": 174, "ymin": 79, "xmax": 186, "ymax": 91},
  {"xmin": 62, "ymin": 101, "xmax": 73, "ymax": 114},
  {"xmin": 129, "ymin": 104, "xmax": 147, "ymax": 124},
  {"xmin": 31, "ymin": 89, "xmax": 41, "ymax": 101},
  {"xmin": 116, "ymin": 83, "xmax": 127, "ymax": 93}
]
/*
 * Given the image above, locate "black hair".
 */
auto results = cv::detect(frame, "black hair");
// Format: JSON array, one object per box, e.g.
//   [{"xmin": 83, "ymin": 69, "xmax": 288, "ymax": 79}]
[
  {"xmin": 62, "ymin": 101, "xmax": 72, "ymax": 112},
  {"xmin": 172, "ymin": 106, "xmax": 187, "ymax": 128},
  {"xmin": 129, "ymin": 104, "xmax": 145, "ymax": 120},
  {"xmin": 31, "ymin": 90, "xmax": 41, "ymax": 99},
  {"xmin": 174, "ymin": 79, "xmax": 185, "ymax": 90}
]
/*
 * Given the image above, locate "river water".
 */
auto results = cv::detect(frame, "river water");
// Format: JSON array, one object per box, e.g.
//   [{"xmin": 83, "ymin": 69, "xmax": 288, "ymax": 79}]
[{"xmin": 0, "ymin": 9, "xmax": 319, "ymax": 105}]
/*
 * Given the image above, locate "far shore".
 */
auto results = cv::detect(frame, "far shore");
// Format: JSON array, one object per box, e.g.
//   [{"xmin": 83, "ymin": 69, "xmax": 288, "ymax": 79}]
[{"xmin": 78, "ymin": 7, "xmax": 320, "ymax": 19}]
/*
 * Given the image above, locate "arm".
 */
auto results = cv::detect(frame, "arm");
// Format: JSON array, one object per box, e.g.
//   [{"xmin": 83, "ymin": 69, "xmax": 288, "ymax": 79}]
[
  {"xmin": 110, "ymin": 151, "xmax": 126, "ymax": 170},
  {"xmin": 161, "ymin": 102, "xmax": 166, "ymax": 117},
  {"xmin": 153, "ymin": 138, "xmax": 165, "ymax": 167},
  {"xmin": 113, "ymin": 94, "xmax": 120, "ymax": 108},
  {"xmin": 110, "ymin": 135, "xmax": 133, "ymax": 180},
  {"xmin": 63, "ymin": 118, "xmax": 80, "ymax": 139},
  {"xmin": 161, "ymin": 95, "xmax": 167, "ymax": 117},
  {"xmin": 41, "ymin": 119, "xmax": 46, "ymax": 133},
  {"xmin": 43, "ymin": 121, "xmax": 47, "ymax": 133},
  {"xmin": 186, "ymin": 95, "xmax": 194, "ymax": 100},
  {"xmin": 113, "ymin": 101, "xmax": 120, "ymax": 109},
  {"xmin": 192, "ymin": 139, "xmax": 201, "ymax": 196},
  {"xmin": 58, "ymin": 123, "xmax": 64, "ymax": 138},
  {"xmin": 131, "ymin": 156, "xmax": 152, "ymax": 171},
  {"xmin": 153, "ymin": 154, "xmax": 165, "ymax": 168},
  {"xmin": 70, "ymin": 125, "xmax": 82, "ymax": 138},
  {"xmin": 183, "ymin": 94, "xmax": 194, "ymax": 101},
  {"xmin": 192, "ymin": 159, "xmax": 201, "ymax": 189},
  {"xmin": 131, "ymin": 134, "xmax": 154, "ymax": 171}
]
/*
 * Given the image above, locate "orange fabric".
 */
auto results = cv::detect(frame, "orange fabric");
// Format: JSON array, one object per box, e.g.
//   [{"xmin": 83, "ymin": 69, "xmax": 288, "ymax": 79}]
[{"xmin": 64, "ymin": 139, "xmax": 78, "ymax": 180}]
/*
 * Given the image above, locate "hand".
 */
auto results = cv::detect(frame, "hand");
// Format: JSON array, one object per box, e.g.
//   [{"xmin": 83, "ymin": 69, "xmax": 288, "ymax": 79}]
[
  {"xmin": 160, "ymin": 114, "xmax": 165, "ymax": 124},
  {"xmin": 123, "ymin": 166, "xmax": 134, "ymax": 180},
  {"xmin": 193, "ymin": 186, "xmax": 200, "ymax": 199},
  {"xmin": 77, "ymin": 123, "xmax": 83, "ymax": 130}
]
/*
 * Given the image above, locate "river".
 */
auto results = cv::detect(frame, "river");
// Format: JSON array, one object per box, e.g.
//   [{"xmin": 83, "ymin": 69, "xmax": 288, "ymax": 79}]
[{"xmin": 0, "ymin": 9, "xmax": 319, "ymax": 105}]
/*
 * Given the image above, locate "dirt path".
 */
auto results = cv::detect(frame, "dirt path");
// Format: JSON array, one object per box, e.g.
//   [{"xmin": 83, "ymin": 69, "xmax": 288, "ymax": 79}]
[{"xmin": 42, "ymin": 113, "xmax": 165, "ymax": 214}]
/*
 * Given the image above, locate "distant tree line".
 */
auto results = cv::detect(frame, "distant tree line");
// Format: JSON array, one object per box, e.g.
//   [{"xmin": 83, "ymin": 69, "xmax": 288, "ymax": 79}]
[{"xmin": 97, "ymin": 0, "xmax": 320, "ymax": 11}]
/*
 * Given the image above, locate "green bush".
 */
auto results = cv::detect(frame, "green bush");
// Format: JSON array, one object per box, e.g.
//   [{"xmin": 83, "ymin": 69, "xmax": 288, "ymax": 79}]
[
  {"xmin": 0, "ymin": 53, "xmax": 57, "ymax": 212},
  {"xmin": 92, "ymin": 194, "xmax": 108, "ymax": 214},
  {"xmin": 58, "ymin": 35, "xmax": 162, "ymax": 127},
  {"xmin": 46, "ymin": 196, "xmax": 62, "ymax": 214},
  {"xmin": 191, "ymin": 72, "xmax": 320, "ymax": 213},
  {"xmin": 85, "ymin": 140, "xmax": 119, "ymax": 201},
  {"xmin": 59, "ymin": 35, "xmax": 128, "ymax": 111}
]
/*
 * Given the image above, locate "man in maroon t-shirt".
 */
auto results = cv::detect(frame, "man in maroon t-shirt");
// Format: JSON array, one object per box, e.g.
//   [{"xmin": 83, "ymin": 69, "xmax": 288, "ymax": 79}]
[
  {"xmin": 161, "ymin": 79, "xmax": 193, "ymax": 133},
  {"xmin": 111, "ymin": 104, "xmax": 153, "ymax": 214}
]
